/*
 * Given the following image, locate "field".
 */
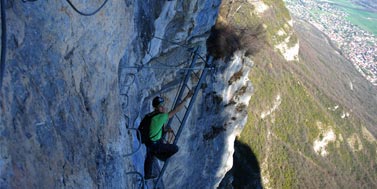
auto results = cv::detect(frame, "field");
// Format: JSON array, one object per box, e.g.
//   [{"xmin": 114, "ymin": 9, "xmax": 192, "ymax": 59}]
[{"xmin": 323, "ymin": 0, "xmax": 377, "ymax": 35}]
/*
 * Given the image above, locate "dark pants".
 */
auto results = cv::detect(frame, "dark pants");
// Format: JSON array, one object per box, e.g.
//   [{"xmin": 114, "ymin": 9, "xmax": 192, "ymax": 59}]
[
  {"xmin": 144, "ymin": 140, "xmax": 179, "ymax": 179},
  {"xmin": 144, "ymin": 149, "xmax": 159, "ymax": 179}
]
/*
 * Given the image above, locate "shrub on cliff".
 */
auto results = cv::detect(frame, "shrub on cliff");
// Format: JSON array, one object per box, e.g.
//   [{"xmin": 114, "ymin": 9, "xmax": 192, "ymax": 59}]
[{"xmin": 207, "ymin": 17, "xmax": 265, "ymax": 59}]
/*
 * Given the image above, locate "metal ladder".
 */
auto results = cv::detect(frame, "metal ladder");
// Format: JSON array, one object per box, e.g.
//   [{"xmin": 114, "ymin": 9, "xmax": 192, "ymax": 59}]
[
  {"xmin": 121, "ymin": 46, "xmax": 213, "ymax": 189},
  {"xmin": 153, "ymin": 49, "xmax": 214, "ymax": 189}
]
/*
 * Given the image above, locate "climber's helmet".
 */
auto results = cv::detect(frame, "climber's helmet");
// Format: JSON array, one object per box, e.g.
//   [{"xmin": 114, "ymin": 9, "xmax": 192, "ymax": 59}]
[{"xmin": 152, "ymin": 96, "xmax": 165, "ymax": 108}]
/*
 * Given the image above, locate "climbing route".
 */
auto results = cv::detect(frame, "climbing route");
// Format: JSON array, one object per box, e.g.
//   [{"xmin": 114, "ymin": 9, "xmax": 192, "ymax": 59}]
[
  {"xmin": 119, "ymin": 71, "xmax": 147, "ymax": 188},
  {"xmin": 119, "ymin": 43, "xmax": 213, "ymax": 189},
  {"xmin": 153, "ymin": 50, "xmax": 214, "ymax": 189},
  {"xmin": 1, "ymin": 1, "xmax": 214, "ymax": 188}
]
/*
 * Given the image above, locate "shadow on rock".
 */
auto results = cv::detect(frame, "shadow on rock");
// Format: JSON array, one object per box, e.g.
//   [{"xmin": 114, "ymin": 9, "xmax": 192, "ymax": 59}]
[{"xmin": 219, "ymin": 140, "xmax": 262, "ymax": 189}]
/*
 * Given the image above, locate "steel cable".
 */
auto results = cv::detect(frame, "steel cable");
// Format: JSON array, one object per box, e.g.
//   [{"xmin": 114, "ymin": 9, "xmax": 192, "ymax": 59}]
[
  {"xmin": 152, "ymin": 36, "xmax": 208, "ymax": 64},
  {"xmin": 126, "ymin": 171, "xmax": 145, "ymax": 189},
  {"xmin": 122, "ymin": 128, "xmax": 142, "ymax": 157},
  {"xmin": 66, "ymin": 0, "xmax": 109, "ymax": 16}
]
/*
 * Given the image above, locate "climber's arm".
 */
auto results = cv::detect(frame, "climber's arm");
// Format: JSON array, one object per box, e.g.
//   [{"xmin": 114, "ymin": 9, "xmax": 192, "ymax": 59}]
[{"xmin": 168, "ymin": 90, "xmax": 193, "ymax": 119}]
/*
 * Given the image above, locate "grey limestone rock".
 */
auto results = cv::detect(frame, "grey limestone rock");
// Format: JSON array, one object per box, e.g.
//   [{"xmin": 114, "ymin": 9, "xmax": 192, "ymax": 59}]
[{"xmin": 1, "ymin": 0, "xmax": 254, "ymax": 188}]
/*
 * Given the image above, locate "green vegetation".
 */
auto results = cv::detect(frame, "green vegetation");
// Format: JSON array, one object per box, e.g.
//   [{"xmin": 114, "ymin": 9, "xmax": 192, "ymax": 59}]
[
  {"xmin": 261, "ymin": 0, "xmax": 292, "ymax": 45},
  {"xmin": 268, "ymin": 143, "xmax": 297, "ymax": 188},
  {"xmin": 217, "ymin": 0, "xmax": 377, "ymax": 188},
  {"xmin": 240, "ymin": 45, "xmax": 377, "ymax": 188},
  {"xmin": 227, "ymin": 1, "xmax": 260, "ymax": 29},
  {"xmin": 287, "ymin": 34, "xmax": 298, "ymax": 48}
]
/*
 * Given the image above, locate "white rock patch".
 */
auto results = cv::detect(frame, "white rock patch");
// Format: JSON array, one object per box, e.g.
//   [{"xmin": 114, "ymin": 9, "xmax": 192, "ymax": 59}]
[
  {"xmin": 261, "ymin": 95, "xmax": 282, "ymax": 119},
  {"xmin": 313, "ymin": 129, "xmax": 336, "ymax": 157},
  {"xmin": 328, "ymin": 105, "xmax": 339, "ymax": 111},
  {"xmin": 261, "ymin": 155, "xmax": 272, "ymax": 189},
  {"xmin": 250, "ymin": 0, "xmax": 269, "ymax": 14},
  {"xmin": 341, "ymin": 112, "xmax": 350, "ymax": 119},
  {"xmin": 218, "ymin": 133, "xmax": 237, "ymax": 178},
  {"xmin": 287, "ymin": 19, "xmax": 294, "ymax": 27},
  {"xmin": 275, "ymin": 40, "xmax": 299, "ymax": 61},
  {"xmin": 277, "ymin": 29, "xmax": 286, "ymax": 36}
]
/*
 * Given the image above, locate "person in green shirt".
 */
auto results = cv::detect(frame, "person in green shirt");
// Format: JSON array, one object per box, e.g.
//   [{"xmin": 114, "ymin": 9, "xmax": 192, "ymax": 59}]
[{"xmin": 144, "ymin": 91, "xmax": 193, "ymax": 179}]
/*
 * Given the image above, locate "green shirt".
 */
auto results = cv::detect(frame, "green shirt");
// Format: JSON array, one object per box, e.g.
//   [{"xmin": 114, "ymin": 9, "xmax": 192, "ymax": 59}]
[{"xmin": 149, "ymin": 113, "xmax": 168, "ymax": 141}]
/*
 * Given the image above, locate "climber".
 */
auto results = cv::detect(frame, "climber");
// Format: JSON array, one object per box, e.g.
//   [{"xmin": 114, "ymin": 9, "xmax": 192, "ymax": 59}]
[{"xmin": 144, "ymin": 90, "xmax": 193, "ymax": 179}]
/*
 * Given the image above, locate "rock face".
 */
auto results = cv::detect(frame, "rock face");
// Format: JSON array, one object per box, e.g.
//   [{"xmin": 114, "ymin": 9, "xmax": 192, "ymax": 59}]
[
  {"xmin": 1, "ymin": 0, "xmax": 254, "ymax": 188},
  {"xmin": 162, "ymin": 52, "xmax": 253, "ymax": 188},
  {"xmin": 1, "ymin": 1, "xmax": 133, "ymax": 188}
]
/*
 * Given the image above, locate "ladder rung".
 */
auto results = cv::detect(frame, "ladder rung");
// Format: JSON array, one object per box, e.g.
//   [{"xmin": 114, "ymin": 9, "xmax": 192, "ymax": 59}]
[
  {"xmin": 175, "ymin": 114, "xmax": 182, "ymax": 124},
  {"xmin": 154, "ymin": 51, "xmax": 211, "ymax": 189},
  {"xmin": 193, "ymin": 72, "xmax": 200, "ymax": 79},
  {"xmin": 183, "ymin": 84, "xmax": 190, "ymax": 90}
]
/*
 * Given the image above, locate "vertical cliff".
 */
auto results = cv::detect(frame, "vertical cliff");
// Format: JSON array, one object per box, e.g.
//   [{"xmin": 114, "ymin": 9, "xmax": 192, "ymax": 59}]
[
  {"xmin": 0, "ymin": 1, "xmax": 135, "ymax": 188},
  {"xmin": 1, "ymin": 0, "xmax": 257, "ymax": 188}
]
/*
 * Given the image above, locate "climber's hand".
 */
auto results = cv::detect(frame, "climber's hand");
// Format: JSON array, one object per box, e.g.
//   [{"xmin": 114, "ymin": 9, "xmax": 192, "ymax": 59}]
[
  {"xmin": 185, "ymin": 90, "xmax": 194, "ymax": 99},
  {"xmin": 164, "ymin": 127, "xmax": 174, "ymax": 133}
]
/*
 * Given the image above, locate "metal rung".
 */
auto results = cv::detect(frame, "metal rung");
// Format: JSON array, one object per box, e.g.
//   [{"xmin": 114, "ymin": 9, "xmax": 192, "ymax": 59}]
[
  {"xmin": 183, "ymin": 84, "xmax": 190, "ymax": 90},
  {"xmin": 174, "ymin": 114, "xmax": 182, "ymax": 124},
  {"xmin": 192, "ymin": 72, "xmax": 200, "ymax": 79}
]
